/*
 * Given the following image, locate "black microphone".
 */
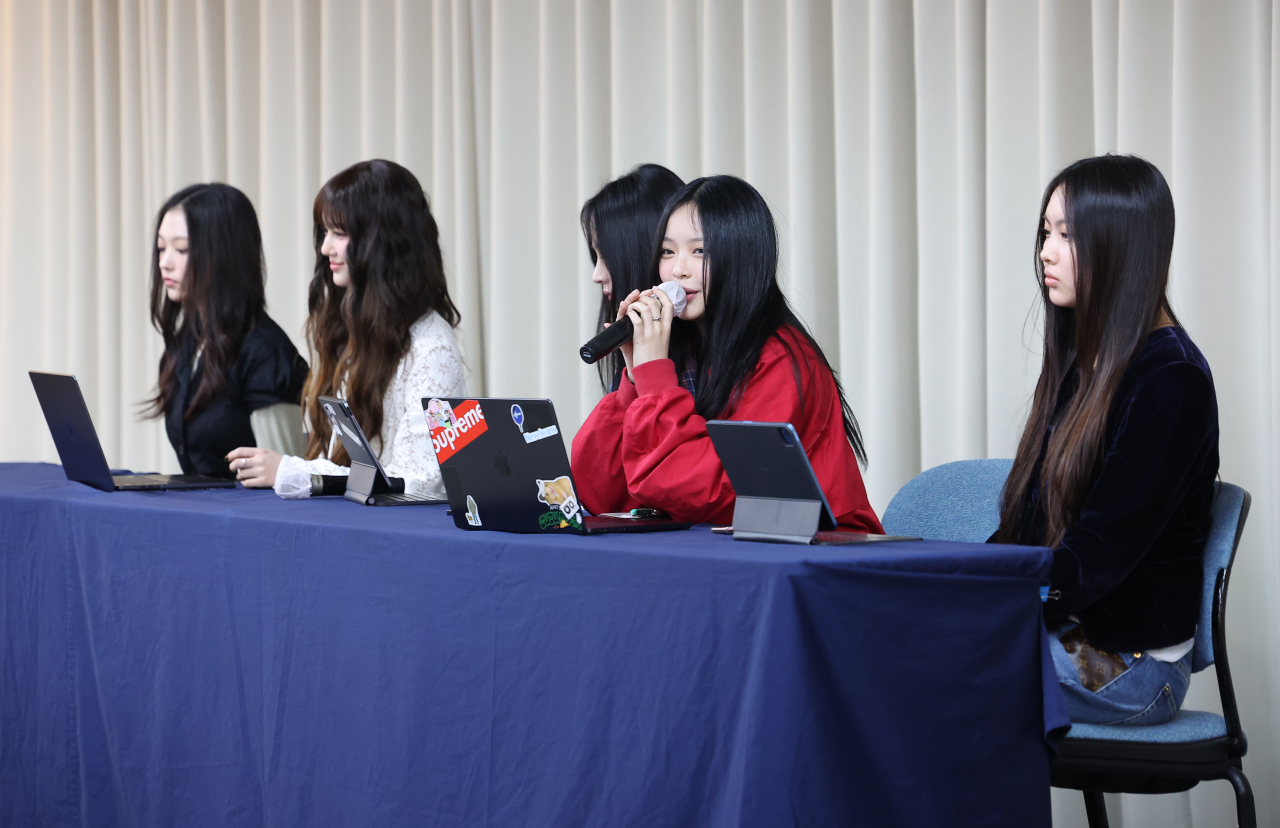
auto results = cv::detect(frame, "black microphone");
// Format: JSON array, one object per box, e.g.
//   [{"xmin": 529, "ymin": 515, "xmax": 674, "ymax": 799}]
[
  {"xmin": 579, "ymin": 282, "xmax": 687, "ymax": 365},
  {"xmin": 580, "ymin": 317, "xmax": 634, "ymax": 364}
]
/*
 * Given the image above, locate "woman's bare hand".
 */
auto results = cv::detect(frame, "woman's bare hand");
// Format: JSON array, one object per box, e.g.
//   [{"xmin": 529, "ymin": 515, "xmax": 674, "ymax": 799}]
[
  {"xmin": 625, "ymin": 285, "xmax": 674, "ymax": 370},
  {"xmin": 225, "ymin": 446, "xmax": 283, "ymax": 488}
]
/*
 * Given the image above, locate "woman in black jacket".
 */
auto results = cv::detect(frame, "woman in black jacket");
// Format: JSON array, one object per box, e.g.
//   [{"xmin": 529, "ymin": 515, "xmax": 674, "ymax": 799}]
[
  {"xmin": 146, "ymin": 183, "xmax": 308, "ymax": 478},
  {"xmin": 993, "ymin": 155, "xmax": 1218, "ymax": 726}
]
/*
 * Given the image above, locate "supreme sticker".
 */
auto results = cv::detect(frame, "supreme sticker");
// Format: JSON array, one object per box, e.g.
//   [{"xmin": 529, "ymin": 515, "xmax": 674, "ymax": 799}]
[{"xmin": 429, "ymin": 399, "xmax": 488, "ymax": 463}]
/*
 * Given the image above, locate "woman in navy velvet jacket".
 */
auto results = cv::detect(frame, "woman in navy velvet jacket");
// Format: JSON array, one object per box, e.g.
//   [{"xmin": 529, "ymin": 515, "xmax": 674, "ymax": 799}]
[{"xmin": 992, "ymin": 155, "xmax": 1219, "ymax": 726}]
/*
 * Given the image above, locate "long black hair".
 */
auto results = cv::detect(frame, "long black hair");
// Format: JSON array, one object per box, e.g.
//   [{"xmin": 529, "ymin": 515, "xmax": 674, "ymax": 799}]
[
  {"xmin": 661, "ymin": 175, "xmax": 867, "ymax": 465},
  {"xmin": 146, "ymin": 183, "xmax": 266, "ymax": 420},
  {"xmin": 580, "ymin": 164, "xmax": 684, "ymax": 389},
  {"xmin": 995, "ymin": 155, "xmax": 1178, "ymax": 545},
  {"xmin": 303, "ymin": 159, "xmax": 460, "ymax": 465}
]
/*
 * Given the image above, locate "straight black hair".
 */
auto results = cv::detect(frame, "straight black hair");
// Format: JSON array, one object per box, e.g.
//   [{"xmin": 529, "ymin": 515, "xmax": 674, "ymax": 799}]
[
  {"xmin": 660, "ymin": 175, "xmax": 867, "ymax": 466},
  {"xmin": 996, "ymin": 154, "xmax": 1178, "ymax": 545},
  {"xmin": 146, "ymin": 183, "xmax": 266, "ymax": 420},
  {"xmin": 580, "ymin": 164, "xmax": 684, "ymax": 390}
]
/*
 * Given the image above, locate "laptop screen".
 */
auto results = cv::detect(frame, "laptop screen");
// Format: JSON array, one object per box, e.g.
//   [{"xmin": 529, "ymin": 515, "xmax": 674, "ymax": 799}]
[{"xmin": 424, "ymin": 397, "xmax": 584, "ymax": 533}]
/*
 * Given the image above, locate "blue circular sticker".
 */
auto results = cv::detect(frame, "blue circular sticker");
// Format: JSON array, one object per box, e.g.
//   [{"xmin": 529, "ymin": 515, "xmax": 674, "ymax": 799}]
[{"xmin": 510, "ymin": 404, "xmax": 524, "ymax": 430}]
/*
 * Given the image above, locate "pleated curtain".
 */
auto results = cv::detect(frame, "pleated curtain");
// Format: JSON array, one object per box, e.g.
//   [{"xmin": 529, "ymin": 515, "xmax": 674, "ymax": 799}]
[{"xmin": 2, "ymin": 2, "xmax": 1279, "ymax": 825}]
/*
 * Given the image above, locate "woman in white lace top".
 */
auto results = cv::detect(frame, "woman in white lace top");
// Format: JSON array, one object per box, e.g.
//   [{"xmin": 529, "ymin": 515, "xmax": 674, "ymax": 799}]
[{"xmin": 226, "ymin": 159, "xmax": 465, "ymax": 498}]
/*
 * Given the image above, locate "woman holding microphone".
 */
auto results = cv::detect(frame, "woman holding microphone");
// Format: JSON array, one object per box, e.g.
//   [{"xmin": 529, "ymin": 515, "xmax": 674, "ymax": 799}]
[
  {"xmin": 580, "ymin": 164, "xmax": 684, "ymax": 391},
  {"xmin": 571, "ymin": 175, "xmax": 882, "ymax": 531}
]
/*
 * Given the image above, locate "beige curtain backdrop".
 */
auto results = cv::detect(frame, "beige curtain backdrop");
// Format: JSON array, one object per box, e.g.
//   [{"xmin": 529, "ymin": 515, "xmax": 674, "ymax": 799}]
[{"xmin": 1, "ymin": 1, "xmax": 1278, "ymax": 824}]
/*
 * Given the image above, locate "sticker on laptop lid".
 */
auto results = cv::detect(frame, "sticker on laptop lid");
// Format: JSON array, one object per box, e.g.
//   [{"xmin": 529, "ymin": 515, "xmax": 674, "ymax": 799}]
[
  {"xmin": 426, "ymin": 398, "xmax": 459, "ymax": 431},
  {"xmin": 511, "ymin": 404, "xmax": 524, "ymax": 430},
  {"xmin": 465, "ymin": 495, "xmax": 482, "ymax": 526},
  {"xmin": 523, "ymin": 424, "xmax": 559, "ymax": 444},
  {"xmin": 536, "ymin": 475, "xmax": 582, "ymax": 529},
  {"xmin": 428, "ymin": 399, "xmax": 488, "ymax": 463}
]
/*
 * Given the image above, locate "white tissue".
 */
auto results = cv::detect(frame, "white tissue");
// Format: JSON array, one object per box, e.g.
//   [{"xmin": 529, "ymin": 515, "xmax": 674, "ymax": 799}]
[{"xmin": 651, "ymin": 280, "xmax": 687, "ymax": 315}]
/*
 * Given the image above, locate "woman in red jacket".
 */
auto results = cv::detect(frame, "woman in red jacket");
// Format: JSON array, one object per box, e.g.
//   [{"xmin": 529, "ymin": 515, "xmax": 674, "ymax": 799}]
[{"xmin": 571, "ymin": 175, "xmax": 882, "ymax": 531}]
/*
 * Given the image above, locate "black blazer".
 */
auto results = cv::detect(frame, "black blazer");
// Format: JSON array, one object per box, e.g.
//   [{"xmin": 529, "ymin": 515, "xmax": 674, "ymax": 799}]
[
  {"xmin": 164, "ymin": 315, "xmax": 309, "ymax": 478},
  {"xmin": 1005, "ymin": 326, "xmax": 1219, "ymax": 653}
]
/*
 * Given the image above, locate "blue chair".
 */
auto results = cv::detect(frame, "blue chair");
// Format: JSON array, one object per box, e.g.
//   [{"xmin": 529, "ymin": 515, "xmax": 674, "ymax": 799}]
[
  {"xmin": 882, "ymin": 461, "xmax": 1255, "ymax": 828},
  {"xmin": 881, "ymin": 458, "xmax": 1012, "ymax": 542},
  {"xmin": 1051, "ymin": 482, "xmax": 1253, "ymax": 828}
]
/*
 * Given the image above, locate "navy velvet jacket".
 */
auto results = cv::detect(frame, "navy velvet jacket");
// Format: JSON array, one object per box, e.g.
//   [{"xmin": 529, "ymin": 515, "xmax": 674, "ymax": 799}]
[
  {"xmin": 1009, "ymin": 326, "xmax": 1219, "ymax": 653},
  {"xmin": 164, "ymin": 315, "xmax": 309, "ymax": 479}
]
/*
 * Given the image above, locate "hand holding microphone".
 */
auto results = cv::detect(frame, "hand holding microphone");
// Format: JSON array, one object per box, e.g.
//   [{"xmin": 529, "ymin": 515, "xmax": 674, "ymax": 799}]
[{"xmin": 579, "ymin": 281, "xmax": 687, "ymax": 365}]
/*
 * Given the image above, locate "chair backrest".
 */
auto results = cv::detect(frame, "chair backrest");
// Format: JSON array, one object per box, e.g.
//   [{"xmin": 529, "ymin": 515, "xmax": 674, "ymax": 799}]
[
  {"xmin": 881, "ymin": 459, "xmax": 1014, "ymax": 543},
  {"xmin": 1193, "ymin": 482, "xmax": 1250, "ymax": 673}
]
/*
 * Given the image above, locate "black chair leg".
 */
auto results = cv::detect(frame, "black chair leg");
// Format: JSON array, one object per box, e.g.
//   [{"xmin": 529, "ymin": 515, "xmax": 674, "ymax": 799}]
[
  {"xmin": 1226, "ymin": 766, "xmax": 1256, "ymax": 828},
  {"xmin": 1083, "ymin": 790, "xmax": 1109, "ymax": 828}
]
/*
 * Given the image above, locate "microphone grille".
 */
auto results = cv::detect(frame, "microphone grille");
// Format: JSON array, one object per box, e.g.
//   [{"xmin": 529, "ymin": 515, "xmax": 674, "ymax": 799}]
[{"xmin": 655, "ymin": 281, "xmax": 687, "ymax": 315}]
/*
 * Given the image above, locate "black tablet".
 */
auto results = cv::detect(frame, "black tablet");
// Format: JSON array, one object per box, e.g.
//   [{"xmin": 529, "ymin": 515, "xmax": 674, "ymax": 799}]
[{"xmin": 706, "ymin": 420, "xmax": 919, "ymax": 544}]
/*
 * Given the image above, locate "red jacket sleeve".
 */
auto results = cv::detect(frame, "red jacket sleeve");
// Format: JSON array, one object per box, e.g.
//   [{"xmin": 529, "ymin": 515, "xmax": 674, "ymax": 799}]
[
  {"xmin": 619, "ymin": 337, "xmax": 883, "ymax": 532},
  {"xmin": 570, "ymin": 373, "xmax": 643, "ymax": 516}
]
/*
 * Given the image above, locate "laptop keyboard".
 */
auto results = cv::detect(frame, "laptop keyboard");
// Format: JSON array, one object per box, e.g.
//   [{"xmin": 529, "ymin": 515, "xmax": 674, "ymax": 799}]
[
  {"xmin": 115, "ymin": 474, "xmax": 171, "ymax": 488},
  {"xmin": 373, "ymin": 493, "xmax": 447, "ymax": 505}
]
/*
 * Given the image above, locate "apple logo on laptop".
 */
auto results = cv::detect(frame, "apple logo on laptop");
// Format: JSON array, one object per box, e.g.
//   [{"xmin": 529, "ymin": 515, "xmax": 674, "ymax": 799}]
[{"xmin": 494, "ymin": 450, "xmax": 512, "ymax": 477}]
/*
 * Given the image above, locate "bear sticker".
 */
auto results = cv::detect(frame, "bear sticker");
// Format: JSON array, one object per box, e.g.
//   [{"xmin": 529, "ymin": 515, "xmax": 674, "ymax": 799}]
[{"xmin": 536, "ymin": 475, "xmax": 582, "ymax": 527}]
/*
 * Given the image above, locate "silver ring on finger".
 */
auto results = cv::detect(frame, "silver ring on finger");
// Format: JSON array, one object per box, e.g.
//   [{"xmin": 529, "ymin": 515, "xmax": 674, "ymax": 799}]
[{"xmin": 652, "ymin": 314, "xmax": 661, "ymax": 321}]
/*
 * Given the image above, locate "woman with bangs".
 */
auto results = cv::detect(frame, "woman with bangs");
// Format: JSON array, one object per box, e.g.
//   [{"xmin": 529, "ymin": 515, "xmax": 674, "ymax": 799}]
[
  {"xmin": 993, "ymin": 155, "xmax": 1218, "ymax": 726},
  {"xmin": 571, "ymin": 175, "xmax": 882, "ymax": 532},
  {"xmin": 227, "ymin": 159, "xmax": 466, "ymax": 497}
]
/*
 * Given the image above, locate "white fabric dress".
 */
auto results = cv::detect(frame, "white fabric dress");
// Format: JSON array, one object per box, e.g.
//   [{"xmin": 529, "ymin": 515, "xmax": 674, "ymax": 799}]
[{"xmin": 273, "ymin": 311, "xmax": 466, "ymax": 499}]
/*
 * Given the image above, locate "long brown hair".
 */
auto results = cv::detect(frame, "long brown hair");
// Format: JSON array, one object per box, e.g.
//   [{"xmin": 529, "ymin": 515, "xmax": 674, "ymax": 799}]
[
  {"xmin": 146, "ymin": 183, "xmax": 266, "ymax": 420},
  {"xmin": 995, "ymin": 155, "xmax": 1178, "ymax": 546},
  {"xmin": 301, "ymin": 159, "xmax": 460, "ymax": 464}
]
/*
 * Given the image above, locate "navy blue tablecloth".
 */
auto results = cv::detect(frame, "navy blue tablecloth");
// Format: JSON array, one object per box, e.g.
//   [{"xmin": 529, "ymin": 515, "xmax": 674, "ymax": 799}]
[{"xmin": 0, "ymin": 463, "xmax": 1066, "ymax": 827}]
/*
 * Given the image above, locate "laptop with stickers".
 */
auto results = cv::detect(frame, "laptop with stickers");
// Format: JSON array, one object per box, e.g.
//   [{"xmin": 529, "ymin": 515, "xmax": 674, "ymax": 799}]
[
  {"xmin": 422, "ymin": 397, "xmax": 691, "ymax": 535},
  {"xmin": 318, "ymin": 395, "xmax": 447, "ymax": 506}
]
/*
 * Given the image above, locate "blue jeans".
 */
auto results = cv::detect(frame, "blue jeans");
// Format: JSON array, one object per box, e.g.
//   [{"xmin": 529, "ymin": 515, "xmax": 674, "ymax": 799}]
[{"xmin": 1049, "ymin": 624, "xmax": 1193, "ymax": 726}]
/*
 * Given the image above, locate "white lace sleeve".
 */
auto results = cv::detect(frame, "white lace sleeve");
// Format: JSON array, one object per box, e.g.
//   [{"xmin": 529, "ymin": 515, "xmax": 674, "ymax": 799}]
[
  {"xmin": 273, "ymin": 452, "xmax": 350, "ymax": 500},
  {"xmin": 374, "ymin": 313, "xmax": 467, "ymax": 496}
]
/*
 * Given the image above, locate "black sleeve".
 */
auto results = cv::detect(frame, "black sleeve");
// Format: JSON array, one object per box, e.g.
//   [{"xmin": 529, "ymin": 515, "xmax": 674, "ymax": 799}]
[
  {"xmin": 238, "ymin": 328, "xmax": 309, "ymax": 412},
  {"xmin": 1045, "ymin": 362, "xmax": 1216, "ymax": 625}
]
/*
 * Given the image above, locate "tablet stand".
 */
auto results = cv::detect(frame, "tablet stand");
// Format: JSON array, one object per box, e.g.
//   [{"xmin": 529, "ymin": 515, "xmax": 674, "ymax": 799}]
[
  {"xmin": 344, "ymin": 461, "xmax": 406, "ymax": 506},
  {"xmin": 731, "ymin": 496, "xmax": 825, "ymax": 545}
]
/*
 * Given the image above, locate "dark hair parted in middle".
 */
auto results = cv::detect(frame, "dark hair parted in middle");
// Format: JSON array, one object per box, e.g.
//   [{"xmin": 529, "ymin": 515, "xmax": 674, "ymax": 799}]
[
  {"xmin": 580, "ymin": 163, "xmax": 684, "ymax": 390},
  {"xmin": 302, "ymin": 159, "xmax": 460, "ymax": 465},
  {"xmin": 995, "ymin": 154, "xmax": 1179, "ymax": 546},
  {"xmin": 147, "ymin": 182, "xmax": 266, "ymax": 421},
  {"xmin": 659, "ymin": 175, "xmax": 868, "ymax": 466}
]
